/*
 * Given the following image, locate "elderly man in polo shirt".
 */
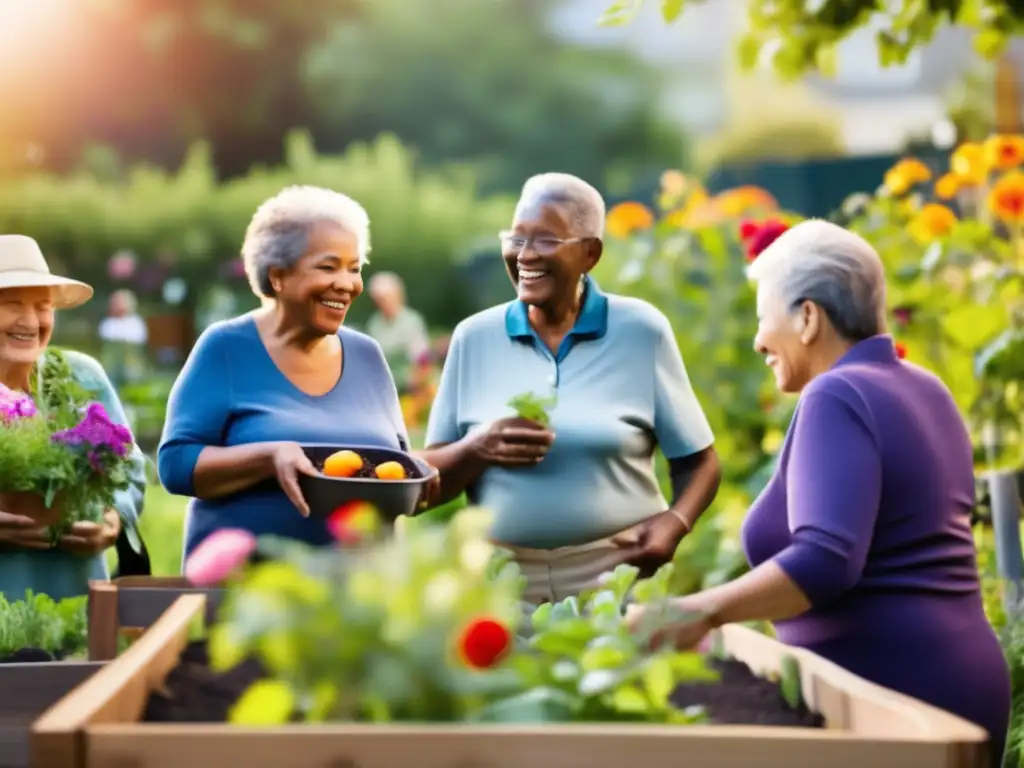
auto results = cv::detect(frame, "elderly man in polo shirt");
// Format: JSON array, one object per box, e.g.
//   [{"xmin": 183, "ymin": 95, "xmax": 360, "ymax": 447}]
[{"xmin": 422, "ymin": 172, "xmax": 721, "ymax": 605}]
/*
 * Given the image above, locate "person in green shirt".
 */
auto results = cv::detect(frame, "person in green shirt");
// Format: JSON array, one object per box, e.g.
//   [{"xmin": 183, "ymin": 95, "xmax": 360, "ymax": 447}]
[
  {"xmin": 0, "ymin": 235, "xmax": 147, "ymax": 601},
  {"xmin": 365, "ymin": 272, "xmax": 430, "ymax": 394}
]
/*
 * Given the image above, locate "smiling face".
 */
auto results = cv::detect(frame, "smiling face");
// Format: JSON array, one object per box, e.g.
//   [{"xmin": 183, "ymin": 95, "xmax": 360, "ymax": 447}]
[
  {"xmin": 0, "ymin": 286, "xmax": 55, "ymax": 370},
  {"xmin": 271, "ymin": 220, "xmax": 364, "ymax": 336},
  {"xmin": 753, "ymin": 283, "xmax": 820, "ymax": 394},
  {"xmin": 502, "ymin": 199, "xmax": 600, "ymax": 309}
]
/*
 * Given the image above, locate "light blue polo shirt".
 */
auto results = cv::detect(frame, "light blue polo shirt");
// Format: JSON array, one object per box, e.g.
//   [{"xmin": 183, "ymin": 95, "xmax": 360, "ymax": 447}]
[{"xmin": 424, "ymin": 277, "xmax": 714, "ymax": 549}]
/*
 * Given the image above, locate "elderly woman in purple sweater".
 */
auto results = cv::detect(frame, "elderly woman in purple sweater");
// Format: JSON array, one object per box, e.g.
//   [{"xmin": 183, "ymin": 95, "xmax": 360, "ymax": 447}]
[{"xmin": 631, "ymin": 220, "xmax": 1010, "ymax": 765}]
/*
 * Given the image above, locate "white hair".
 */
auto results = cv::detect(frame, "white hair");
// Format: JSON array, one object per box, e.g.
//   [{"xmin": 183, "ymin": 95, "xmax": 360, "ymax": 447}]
[
  {"xmin": 368, "ymin": 271, "xmax": 405, "ymax": 300},
  {"xmin": 241, "ymin": 185, "xmax": 371, "ymax": 299},
  {"xmin": 517, "ymin": 173, "xmax": 606, "ymax": 239},
  {"xmin": 746, "ymin": 219, "xmax": 887, "ymax": 341}
]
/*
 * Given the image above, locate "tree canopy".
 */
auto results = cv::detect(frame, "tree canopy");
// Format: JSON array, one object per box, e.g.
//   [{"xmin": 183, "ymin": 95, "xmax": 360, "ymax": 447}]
[{"xmin": 600, "ymin": 0, "xmax": 1024, "ymax": 79}]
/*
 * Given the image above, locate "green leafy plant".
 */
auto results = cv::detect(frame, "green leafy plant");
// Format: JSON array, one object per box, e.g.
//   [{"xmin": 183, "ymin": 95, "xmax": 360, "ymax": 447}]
[
  {"xmin": 203, "ymin": 508, "xmax": 724, "ymax": 725},
  {"xmin": 0, "ymin": 590, "xmax": 88, "ymax": 660},
  {"xmin": 507, "ymin": 390, "xmax": 557, "ymax": 427},
  {"xmin": 0, "ymin": 348, "xmax": 137, "ymax": 541}
]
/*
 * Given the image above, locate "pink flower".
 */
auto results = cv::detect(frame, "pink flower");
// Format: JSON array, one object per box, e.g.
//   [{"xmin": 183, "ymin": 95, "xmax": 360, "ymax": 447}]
[{"xmin": 184, "ymin": 529, "xmax": 257, "ymax": 587}]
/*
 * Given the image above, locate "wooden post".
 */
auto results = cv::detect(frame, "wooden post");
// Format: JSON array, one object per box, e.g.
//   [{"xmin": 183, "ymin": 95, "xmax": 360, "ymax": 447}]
[{"xmin": 86, "ymin": 582, "xmax": 119, "ymax": 662}]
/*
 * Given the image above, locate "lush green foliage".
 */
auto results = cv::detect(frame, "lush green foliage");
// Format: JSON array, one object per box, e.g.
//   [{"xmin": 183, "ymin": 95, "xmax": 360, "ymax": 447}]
[
  {"xmin": 205, "ymin": 508, "xmax": 771, "ymax": 725},
  {"xmin": 0, "ymin": 590, "xmax": 88, "ymax": 659},
  {"xmin": 600, "ymin": 0, "xmax": 1024, "ymax": 79}
]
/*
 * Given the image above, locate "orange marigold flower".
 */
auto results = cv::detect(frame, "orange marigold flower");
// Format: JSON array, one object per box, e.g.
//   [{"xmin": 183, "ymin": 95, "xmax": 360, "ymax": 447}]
[
  {"xmin": 983, "ymin": 135, "xmax": 1024, "ymax": 171},
  {"xmin": 988, "ymin": 171, "xmax": 1024, "ymax": 223},
  {"xmin": 606, "ymin": 202, "xmax": 655, "ymax": 239},
  {"xmin": 908, "ymin": 203, "xmax": 957, "ymax": 243},
  {"xmin": 950, "ymin": 142, "xmax": 989, "ymax": 185},
  {"xmin": 934, "ymin": 173, "xmax": 962, "ymax": 200},
  {"xmin": 884, "ymin": 158, "xmax": 931, "ymax": 196},
  {"xmin": 458, "ymin": 617, "xmax": 511, "ymax": 669}
]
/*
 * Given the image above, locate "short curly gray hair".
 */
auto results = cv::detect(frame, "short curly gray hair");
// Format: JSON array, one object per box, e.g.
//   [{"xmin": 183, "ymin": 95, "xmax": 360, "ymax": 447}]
[{"xmin": 241, "ymin": 185, "xmax": 371, "ymax": 298}]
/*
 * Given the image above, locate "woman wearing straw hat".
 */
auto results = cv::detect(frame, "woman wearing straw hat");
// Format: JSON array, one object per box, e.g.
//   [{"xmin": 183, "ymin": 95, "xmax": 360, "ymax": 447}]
[{"xmin": 0, "ymin": 234, "xmax": 147, "ymax": 601}]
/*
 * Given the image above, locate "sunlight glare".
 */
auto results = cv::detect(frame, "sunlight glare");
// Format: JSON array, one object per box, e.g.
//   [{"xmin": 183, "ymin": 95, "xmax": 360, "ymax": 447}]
[{"xmin": 0, "ymin": 0, "xmax": 67, "ymax": 50}]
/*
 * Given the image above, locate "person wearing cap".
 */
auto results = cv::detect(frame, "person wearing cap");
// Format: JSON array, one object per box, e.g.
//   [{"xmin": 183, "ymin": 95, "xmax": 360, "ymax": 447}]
[{"xmin": 0, "ymin": 235, "xmax": 147, "ymax": 601}]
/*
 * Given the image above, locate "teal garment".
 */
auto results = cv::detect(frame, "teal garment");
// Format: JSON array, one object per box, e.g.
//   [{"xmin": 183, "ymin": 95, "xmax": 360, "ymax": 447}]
[
  {"xmin": 0, "ymin": 351, "xmax": 147, "ymax": 601},
  {"xmin": 424, "ymin": 277, "xmax": 714, "ymax": 549}
]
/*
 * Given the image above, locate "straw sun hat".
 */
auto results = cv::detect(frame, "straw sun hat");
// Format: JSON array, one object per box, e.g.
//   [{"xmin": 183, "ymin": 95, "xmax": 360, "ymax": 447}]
[{"xmin": 0, "ymin": 235, "xmax": 93, "ymax": 309}]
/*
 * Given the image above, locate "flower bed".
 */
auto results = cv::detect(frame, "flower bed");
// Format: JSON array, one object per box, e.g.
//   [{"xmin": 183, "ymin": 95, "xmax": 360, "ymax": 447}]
[{"xmin": 31, "ymin": 593, "xmax": 988, "ymax": 768}]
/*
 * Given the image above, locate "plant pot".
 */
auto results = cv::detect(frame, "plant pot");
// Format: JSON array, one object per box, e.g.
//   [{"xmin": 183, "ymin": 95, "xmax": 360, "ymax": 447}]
[{"xmin": 0, "ymin": 491, "xmax": 63, "ymax": 527}]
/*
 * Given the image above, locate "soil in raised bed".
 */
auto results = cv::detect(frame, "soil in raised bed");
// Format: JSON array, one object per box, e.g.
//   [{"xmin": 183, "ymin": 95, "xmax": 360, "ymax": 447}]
[
  {"xmin": 671, "ymin": 657, "xmax": 824, "ymax": 727},
  {"xmin": 0, "ymin": 647, "xmax": 60, "ymax": 664},
  {"xmin": 145, "ymin": 642, "xmax": 825, "ymax": 727}
]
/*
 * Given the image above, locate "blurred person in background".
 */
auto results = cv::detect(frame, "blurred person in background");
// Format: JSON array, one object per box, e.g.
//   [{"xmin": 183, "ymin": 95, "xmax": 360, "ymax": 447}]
[
  {"xmin": 158, "ymin": 186, "xmax": 436, "ymax": 563},
  {"xmin": 422, "ymin": 173, "xmax": 721, "ymax": 605},
  {"xmin": 365, "ymin": 271, "xmax": 430, "ymax": 395},
  {"xmin": 99, "ymin": 288, "xmax": 148, "ymax": 391},
  {"xmin": 0, "ymin": 236, "xmax": 147, "ymax": 599},
  {"xmin": 627, "ymin": 220, "xmax": 1010, "ymax": 767}
]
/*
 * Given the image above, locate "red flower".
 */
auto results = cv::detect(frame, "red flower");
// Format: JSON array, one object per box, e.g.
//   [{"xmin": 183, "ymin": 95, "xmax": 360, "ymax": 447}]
[
  {"xmin": 326, "ymin": 501, "xmax": 378, "ymax": 545},
  {"xmin": 738, "ymin": 219, "xmax": 760, "ymax": 241},
  {"xmin": 895, "ymin": 342, "xmax": 908, "ymax": 360},
  {"xmin": 892, "ymin": 306, "xmax": 914, "ymax": 328},
  {"xmin": 458, "ymin": 617, "xmax": 511, "ymax": 669},
  {"xmin": 746, "ymin": 218, "xmax": 790, "ymax": 261}
]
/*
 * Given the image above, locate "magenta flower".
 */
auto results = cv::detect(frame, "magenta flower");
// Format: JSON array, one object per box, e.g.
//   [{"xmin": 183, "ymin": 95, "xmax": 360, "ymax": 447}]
[
  {"xmin": 52, "ymin": 402, "xmax": 133, "ymax": 460},
  {"xmin": 0, "ymin": 384, "xmax": 38, "ymax": 423},
  {"xmin": 184, "ymin": 529, "xmax": 258, "ymax": 587}
]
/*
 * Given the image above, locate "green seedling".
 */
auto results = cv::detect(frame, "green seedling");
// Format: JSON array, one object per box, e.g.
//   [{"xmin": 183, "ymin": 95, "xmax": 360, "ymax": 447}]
[
  {"xmin": 507, "ymin": 390, "xmax": 557, "ymax": 427},
  {"xmin": 779, "ymin": 654, "xmax": 803, "ymax": 709}
]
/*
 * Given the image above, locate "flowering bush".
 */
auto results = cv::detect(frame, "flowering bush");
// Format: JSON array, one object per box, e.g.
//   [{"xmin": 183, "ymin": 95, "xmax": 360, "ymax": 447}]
[
  {"xmin": 842, "ymin": 136, "xmax": 1024, "ymax": 466},
  {"xmin": 200, "ymin": 507, "xmax": 720, "ymax": 725},
  {"xmin": 0, "ymin": 350, "xmax": 136, "ymax": 539}
]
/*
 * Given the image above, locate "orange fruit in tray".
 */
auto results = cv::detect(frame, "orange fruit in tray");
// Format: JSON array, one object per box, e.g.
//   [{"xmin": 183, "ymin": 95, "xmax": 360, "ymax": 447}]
[
  {"xmin": 374, "ymin": 461, "xmax": 407, "ymax": 480},
  {"xmin": 322, "ymin": 450, "xmax": 364, "ymax": 478}
]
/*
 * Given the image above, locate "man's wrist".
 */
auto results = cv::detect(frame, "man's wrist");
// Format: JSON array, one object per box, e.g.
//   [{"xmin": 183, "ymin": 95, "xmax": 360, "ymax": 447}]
[{"xmin": 667, "ymin": 507, "xmax": 693, "ymax": 533}]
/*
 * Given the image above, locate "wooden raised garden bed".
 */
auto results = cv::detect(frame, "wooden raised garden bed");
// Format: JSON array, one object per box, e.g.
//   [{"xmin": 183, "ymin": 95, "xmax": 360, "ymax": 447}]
[
  {"xmin": 87, "ymin": 577, "xmax": 224, "ymax": 661},
  {"xmin": 31, "ymin": 594, "xmax": 990, "ymax": 768}
]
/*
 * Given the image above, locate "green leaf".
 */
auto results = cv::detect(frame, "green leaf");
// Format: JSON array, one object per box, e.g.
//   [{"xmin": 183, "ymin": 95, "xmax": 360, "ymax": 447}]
[
  {"xmin": 229, "ymin": 680, "xmax": 295, "ymax": 725},
  {"xmin": 530, "ymin": 602, "xmax": 553, "ymax": 632},
  {"xmin": 972, "ymin": 28, "xmax": 1006, "ymax": 58},
  {"xmin": 736, "ymin": 34, "xmax": 762, "ymax": 70},
  {"xmin": 597, "ymin": 0, "xmax": 641, "ymax": 26},
  {"xmin": 779, "ymin": 654, "xmax": 803, "ymax": 709},
  {"xmin": 609, "ymin": 685, "xmax": 650, "ymax": 713},
  {"xmin": 661, "ymin": 0, "xmax": 685, "ymax": 23},
  {"xmin": 641, "ymin": 656, "xmax": 675, "ymax": 704},
  {"xmin": 976, "ymin": 329, "xmax": 1024, "ymax": 381},
  {"xmin": 507, "ymin": 391, "xmax": 557, "ymax": 426},
  {"xmin": 471, "ymin": 688, "xmax": 576, "ymax": 722}
]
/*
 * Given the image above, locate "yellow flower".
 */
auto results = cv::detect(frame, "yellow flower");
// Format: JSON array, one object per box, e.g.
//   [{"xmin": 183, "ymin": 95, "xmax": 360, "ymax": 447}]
[
  {"xmin": 605, "ymin": 202, "xmax": 655, "ymax": 239},
  {"xmin": 908, "ymin": 204, "xmax": 957, "ymax": 243},
  {"xmin": 934, "ymin": 173, "xmax": 961, "ymax": 200},
  {"xmin": 884, "ymin": 157, "xmax": 931, "ymax": 196},
  {"xmin": 660, "ymin": 170, "xmax": 688, "ymax": 198},
  {"xmin": 988, "ymin": 171, "xmax": 1024, "ymax": 223},
  {"xmin": 950, "ymin": 142, "xmax": 989, "ymax": 185},
  {"xmin": 983, "ymin": 134, "xmax": 1024, "ymax": 171}
]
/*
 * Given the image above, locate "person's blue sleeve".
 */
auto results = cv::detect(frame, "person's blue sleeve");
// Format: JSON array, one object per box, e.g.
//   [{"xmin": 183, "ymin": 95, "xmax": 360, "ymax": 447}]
[
  {"xmin": 773, "ymin": 391, "xmax": 882, "ymax": 608},
  {"xmin": 424, "ymin": 326, "xmax": 465, "ymax": 447},
  {"xmin": 66, "ymin": 351, "xmax": 148, "ymax": 527},
  {"xmin": 651, "ymin": 310, "xmax": 714, "ymax": 459},
  {"xmin": 157, "ymin": 327, "xmax": 233, "ymax": 497}
]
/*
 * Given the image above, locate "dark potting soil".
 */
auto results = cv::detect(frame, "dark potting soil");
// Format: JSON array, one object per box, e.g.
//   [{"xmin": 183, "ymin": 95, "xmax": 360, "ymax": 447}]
[
  {"xmin": 671, "ymin": 657, "xmax": 825, "ymax": 728},
  {"xmin": 0, "ymin": 647, "xmax": 59, "ymax": 664},
  {"xmin": 144, "ymin": 642, "xmax": 825, "ymax": 727}
]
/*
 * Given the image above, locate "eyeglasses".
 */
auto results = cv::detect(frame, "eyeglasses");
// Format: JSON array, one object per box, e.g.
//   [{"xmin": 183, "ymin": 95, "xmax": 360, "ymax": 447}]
[{"xmin": 498, "ymin": 231, "xmax": 590, "ymax": 256}]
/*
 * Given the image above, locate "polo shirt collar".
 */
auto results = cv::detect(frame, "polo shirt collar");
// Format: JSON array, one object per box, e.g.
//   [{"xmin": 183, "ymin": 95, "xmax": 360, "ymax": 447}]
[
  {"xmin": 833, "ymin": 334, "xmax": 899, "ymax": 367},
  {"xmin": 505, "ymin": 274, "xmax": 609, "ymax": 342}
]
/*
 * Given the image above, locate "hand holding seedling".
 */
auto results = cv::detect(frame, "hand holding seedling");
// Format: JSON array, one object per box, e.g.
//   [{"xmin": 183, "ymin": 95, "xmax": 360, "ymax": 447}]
[
  {"xmin": 474, "ymin": 417, "xmax": 554, "ymax": 468},
  {"xmin": 507, "ymin": 390, "xmax": 557, "ymax": 428}
]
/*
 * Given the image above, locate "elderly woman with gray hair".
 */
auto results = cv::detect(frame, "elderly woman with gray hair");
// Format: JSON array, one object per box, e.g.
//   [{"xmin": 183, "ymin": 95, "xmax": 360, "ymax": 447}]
[
  {"xmin": 629, "ymin": 219, "xmax": 1010, "ymax": 765},
  {"xmin": 159, "ymin": 186, "xmax": 419, "ymax": 558}
]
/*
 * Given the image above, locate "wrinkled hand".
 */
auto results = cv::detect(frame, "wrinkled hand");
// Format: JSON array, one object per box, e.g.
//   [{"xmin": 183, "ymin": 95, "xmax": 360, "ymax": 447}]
[
  {"xmin": 0, "ymin": 510, "xmax": 51, "ymax": 550},
  {"xmin": 626, "ymin": 596, "xmax": 716, "ymax": 652},
  {"xmin": 474, "ymin": 417, "xmax": 555, "ymax": 469},
  {"xmin": 272, "ymin": 442, "xmax": 319, "ymax": 517},
  {"xmin": 616, "ymin": 511, "xmax": 690, "ymax": 578},
  {"xmin": 59, "ymin": 509, "xmax": 121, "ymax": 556}
]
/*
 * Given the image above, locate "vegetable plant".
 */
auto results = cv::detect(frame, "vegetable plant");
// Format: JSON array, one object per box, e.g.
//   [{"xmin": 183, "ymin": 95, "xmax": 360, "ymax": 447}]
[
  {"xmin": 507, "ymin": 390, "xmax": 557, "ymax": 427},
  {"xmin": 0, "ymin": 590, "xmax": 88, "ymax": 660}
]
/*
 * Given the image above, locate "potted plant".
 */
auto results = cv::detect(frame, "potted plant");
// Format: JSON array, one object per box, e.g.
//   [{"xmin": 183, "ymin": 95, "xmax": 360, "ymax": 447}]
[{"xmin": 0, "ymin": 349, "xmax": 138, "ymax": 543}]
